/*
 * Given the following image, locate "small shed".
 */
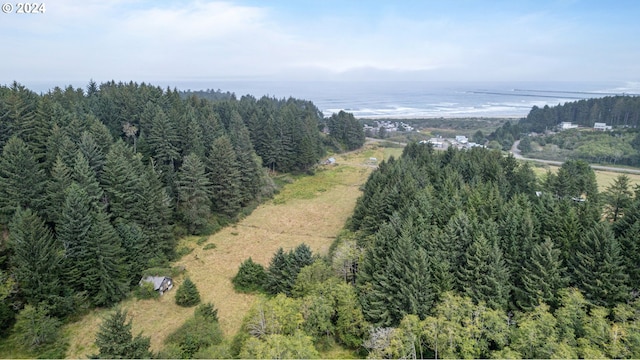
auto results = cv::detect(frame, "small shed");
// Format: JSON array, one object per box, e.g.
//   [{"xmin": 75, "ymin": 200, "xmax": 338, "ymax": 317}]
[
  {"xmin": 324, "ymin": 157, "xmax": 336, "ymax": 165},
  {"xmin": 140, "ymin": 276, "xmax": 173, "ymax": 295}
]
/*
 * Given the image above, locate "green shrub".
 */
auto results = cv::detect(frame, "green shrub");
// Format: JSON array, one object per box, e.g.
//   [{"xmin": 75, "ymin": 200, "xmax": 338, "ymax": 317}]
[
  {"xmin": 195, "ymin": 302, "xmax": 219, "ymax": 322},
  {"xmin": 164, "ymin": 302, "xmax": 223, "ymax": 358},
  {"xmin": 135, "ymin": 281, "xmax": 159, "ymax": 300},
  {"xmin": 175, "ymin": 246, "xmax": 194, "ymax": 259},
  {"xmin": 232, "ymin": 258, "xmax": 267, "ymax": 293},
  {"xmin": 175, "ymin": 278, "xmax": 201, "ymax": 307},
  {"xmin": 196, "ymin": 236, "xmax": 209, "ymax": 245},
  {"xmin": 203, "ymin": 243, "xmax": 217, "ymax": 251}
]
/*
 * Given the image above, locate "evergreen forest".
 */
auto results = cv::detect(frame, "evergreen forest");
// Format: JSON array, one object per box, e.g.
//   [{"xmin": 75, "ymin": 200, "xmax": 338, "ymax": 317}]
[
  {"xmin": 225, "ymin": 143, "xmax": 640, "ymax": 358},
  {"xmin": 0, "ymin": 81, "xmax": 364, "ymax": 356},
  {"xmin": 3, "ymin": 80, "xmax": 640, "ymax": 359}
]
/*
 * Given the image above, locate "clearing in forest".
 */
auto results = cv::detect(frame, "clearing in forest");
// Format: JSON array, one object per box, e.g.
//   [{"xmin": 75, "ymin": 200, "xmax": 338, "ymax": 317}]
[{"xmin": 64, "ymin": 144, "xmax": 402, "ymax": 358}]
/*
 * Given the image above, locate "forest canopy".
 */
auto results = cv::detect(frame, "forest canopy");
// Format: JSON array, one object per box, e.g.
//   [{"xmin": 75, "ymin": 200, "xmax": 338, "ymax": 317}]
[{"xmin": 0, "ymin": 80, "xmax": 364, "ymax": 352}]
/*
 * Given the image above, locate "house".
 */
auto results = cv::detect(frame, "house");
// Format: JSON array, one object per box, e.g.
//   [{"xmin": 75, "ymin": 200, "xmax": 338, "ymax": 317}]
[
  {"xmin": 560, "ymin": 122, "xmax": 578, "ymax": 130},
  {"xmin": 140, "ymin": 276, "xmax": 173, "ymax": 295},
  {"xmin": 324, "ymin": 157, "xmax": 336, "ymax": 165},
  {"xmin": 425, "ymin": 138, "xmax": 444, "ymax": 148},
  {"xmin": 455, "ymin": 135, "xmax": 468, "ymax": 144},
  {"xmin": 594, "ymin": 122, "xmax": 612, "ymax": 131}
]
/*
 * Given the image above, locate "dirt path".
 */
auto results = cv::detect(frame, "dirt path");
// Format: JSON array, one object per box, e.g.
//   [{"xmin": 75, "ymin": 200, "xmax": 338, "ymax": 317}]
[{"xmin": 64, "ymin": 145, "xmax": 384, "ymax": 358}]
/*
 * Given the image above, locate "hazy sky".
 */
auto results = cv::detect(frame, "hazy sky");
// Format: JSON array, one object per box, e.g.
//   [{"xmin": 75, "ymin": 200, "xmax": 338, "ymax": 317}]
[{"xmin": 1, "ymin": 0, "xmax": 639, "ymax": 85}]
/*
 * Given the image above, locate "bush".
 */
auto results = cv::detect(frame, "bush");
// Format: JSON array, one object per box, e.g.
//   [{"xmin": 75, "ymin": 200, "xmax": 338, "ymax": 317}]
[
  {"xmin": 163, "ymin": 303, "xmax": 223, "ymax": 358},
  {"xmin": 196, "ymin": 236, "xmax": 209, "ymax": 245},
  {"xmin": 175, "ymin": 246, "xmax": 194, "ymax": 259},
  {"xmin": 203, "ymin": 243, "xmax": 217, "ymax": 251},
  {"xmin": 195, "ymin": 302, "xmax": 219, "ymax": 322},
  {"xmin": 232, "ymin": 258, "xmax": 267, "ymax": 293},
  {"xmin": 175, "ymin": 278, "xmax": 201, "ymax": 307},
  {"xmin": 11, "ymin": 304, "xmax": 61, "ymax": 350},
  {"xmin": 135, "ymin": 281, "xmax": 159, "ymax": 300}
]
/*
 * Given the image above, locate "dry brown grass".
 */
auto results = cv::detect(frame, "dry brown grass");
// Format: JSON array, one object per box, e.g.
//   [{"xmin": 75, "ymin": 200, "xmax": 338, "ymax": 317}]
[
  {"xmin": 530, "ymin": 164, "xmax": 640, "ymax": 191},
  {"xmin": 64, "ymin": 145, "xmax": 381, "ymax": 358}
]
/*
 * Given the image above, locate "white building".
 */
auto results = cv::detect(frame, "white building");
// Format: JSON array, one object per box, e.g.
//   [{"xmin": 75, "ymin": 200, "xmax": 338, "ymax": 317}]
[
  {"xmin": 455, "ymin": 135, "xmax": 468, "ymax": 144},
  {"xmin": 560, "ymin": 122, "xmax": 578, "ymax": 130},
  {"xmin": 594, "ymin": 122, "xmax": 612, "ymax": 131},
  {"xmin": 426, "ymin": 138, "xmax": 444, "ymax": 148}
]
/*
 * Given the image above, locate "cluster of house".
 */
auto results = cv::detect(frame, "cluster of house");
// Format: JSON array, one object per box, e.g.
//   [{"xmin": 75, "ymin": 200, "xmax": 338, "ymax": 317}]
[
  {"xmin": 419, "ymin": 135, "xmax": 484, "ymax": 150},
  {"xmin": 363, "ymin": 120, "xmax": 415, "ymax": 134},
  {"xmin": 559, "ymin": 122, "xmax": 612, "ymax": 131}
]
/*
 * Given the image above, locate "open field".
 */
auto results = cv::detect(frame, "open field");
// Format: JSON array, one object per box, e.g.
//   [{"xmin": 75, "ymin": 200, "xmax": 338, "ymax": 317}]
[
  {"xmin": 63, "ymin": 143, "xmax": 399, "ymax": 358},
  {"xmin": 530, "ymin": 163, "xmax": 640, "ymax": 192}
]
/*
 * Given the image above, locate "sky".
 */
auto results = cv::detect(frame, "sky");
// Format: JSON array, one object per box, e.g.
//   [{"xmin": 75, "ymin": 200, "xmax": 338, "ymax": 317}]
[{"xmin": 1, "ymin": 0, "xmax": 639, "ymax": 88}]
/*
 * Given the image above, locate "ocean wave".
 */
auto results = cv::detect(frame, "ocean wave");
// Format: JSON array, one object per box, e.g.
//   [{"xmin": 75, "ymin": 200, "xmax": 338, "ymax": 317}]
[{"xmin": 322, "ymin": 103, "xmax": 532, "ymax": 118}]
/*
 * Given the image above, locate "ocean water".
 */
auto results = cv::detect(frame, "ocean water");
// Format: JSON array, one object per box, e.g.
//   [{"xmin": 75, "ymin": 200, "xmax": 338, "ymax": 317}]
[
  {"xmin": 174, "ymin": 80, "xmax": 640, "ymax": 119},
  {"xmin": 22, "ymin": 80, "xmax": 640, "ymax": 119}
]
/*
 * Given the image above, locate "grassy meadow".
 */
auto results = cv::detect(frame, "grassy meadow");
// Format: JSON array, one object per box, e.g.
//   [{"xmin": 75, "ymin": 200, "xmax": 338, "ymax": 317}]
[
  {"xmin": 6, "ymin": 139, "xmax": 640, "ymax": 358},
  {"xmin": 63, "ymin": 143, "xmax": 402, "ymax": 358},
  {"xmin": 530, "ymin": 163, "xmax": 640, "ymax": 192}
]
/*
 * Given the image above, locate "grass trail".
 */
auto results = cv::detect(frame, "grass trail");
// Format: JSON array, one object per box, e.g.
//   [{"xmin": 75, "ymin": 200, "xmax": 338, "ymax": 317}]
[{"xmin": 65, "ymin": 144, "xmax": 399, "ymax": 358}]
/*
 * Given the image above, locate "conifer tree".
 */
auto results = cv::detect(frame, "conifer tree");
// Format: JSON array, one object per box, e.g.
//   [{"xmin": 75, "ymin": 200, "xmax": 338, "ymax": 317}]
[
  {"xmin": 94, "ymin": 308, "xmax": 151, "ymax": 359},
  {"xmin": 44, "ymin": 156, "xmax": 72, "ymax": 224},
  {"xmin": 50, "ymin": 129, "xmax": 78, "ymax": 169},
  {"xmin": 115, "ymin": 221, "xmax": 151, "ymax": 285},
  {"xmin": 0, "ymin": 136, "xmax": 47, "ymax": 224},
  {"xmin": 228, "ymin": 111, "xmax": 261, "ymax": 204},
  {"xmin": 516, "ymin": 238, "xmax": 567, "ymax": 311},
  {"xmin": 617, "ymin": 221, "xmax": 640, "ymax": 290},
  {"xmin": 604, "ymin": 174, "xmax": 633, "ymax": 222},
  {"xmin": 175, "ymin": 277, "xmax": 201, "ymax": 307},
  {"xmin": 498, "ymin": 194, "xmax": 536, "ymax": 308},
  {"xmin": 0, "ymin": 82, "xmax": 38, "ymax": 149},
  {"xmin": 146, "ymin": 106, "xmax": 180, "ymax": 173},
  {"xmin": 358, "ymin": 219, "xmax": 433, "ymax": 326},
  {"xmin": 176, "ymin": 153, "xmax": 211, "ymax": 234},
  {"xmin": 266, "ymin": 248, "xmax": 294, "ymax": 296},
  {"xmin": 12, "ymin": 304, "xmax": 61, "ymax": 350},
  {"xmin": 138, "ymin": 160, "xmax": 174, "ymax": 259},
  {"xmin": 101, "ymin": 140, "xmax": 143, "ymax": 222},
  {"xmin": 181, "ymin": 106, "xmax": 205, "ymax": 158},
  {"xmin": 70, "ymin": 152, "xmax": 104, "ymax": 211},
  {"xmin": 571, "ymin": 222, "xmax": 629, "ymax": 307},
  {"xmin": 88, "ymin": 209, "xmax": 128, "ymax": 307},
  {"xmin": 78, "ymin": 132, "xmax": 106, "ymax": 176},
  {"xmin": 206, "ymin": 136, "xmax": 241, "ymax": 217},
  {"xmin": 232, "ymin": 257, "xmax": 267, "ymax": 293},
  {"xmin": 292, "ymin": 243, "xmax": 314, "ymax": 271},
  {"xmin": 456, "ymin": 234, "xmax": 510, "ymax": 310},
  {"xmin": 58, "ymin": 183, "xmax": 127, "ymax": 307},
  {"xmin": 9, "ymin": 209, "xmax": 63, "ymax": 305},
  {"xmin": 20, "ymin": 97, "xmax": 54, "ymax": 164}
]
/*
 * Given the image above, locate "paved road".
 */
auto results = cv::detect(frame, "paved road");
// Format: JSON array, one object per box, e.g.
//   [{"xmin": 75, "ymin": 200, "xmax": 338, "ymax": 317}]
[{"xmin": 511, "ymin": 140, "xmax": 640, "ymax": 174}]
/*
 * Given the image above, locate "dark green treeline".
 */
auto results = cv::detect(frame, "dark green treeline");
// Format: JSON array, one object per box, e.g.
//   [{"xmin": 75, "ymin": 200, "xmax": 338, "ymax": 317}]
[
  {"xmin": 0, "ymin": 80, "xmax": 364, "ymax": 349},
  {"xmin": 351, "ymin": 143, "xmax": 638, "ymax": 326}
]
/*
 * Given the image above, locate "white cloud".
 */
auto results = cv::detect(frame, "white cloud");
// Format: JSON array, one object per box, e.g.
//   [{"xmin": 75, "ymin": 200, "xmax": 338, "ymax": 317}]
[{"xmin": 1, "ymin": 0, "xmax": 638, "ymax": 84}]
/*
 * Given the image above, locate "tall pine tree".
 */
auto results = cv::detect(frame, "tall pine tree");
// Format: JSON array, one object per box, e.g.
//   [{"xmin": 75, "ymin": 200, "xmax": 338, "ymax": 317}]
[
  {"xmin": 456, "ymin": 234, "xmax": 510, "ymax": 310},
  {"xmin": 9, "ymin": 209, "xmax": 63, "ymax": 306},
  {"xmin": 570, "ymin": 222, "xmax": 629, "ymax": 307},
  {"xmin": 176, "ymin": 153, "xmax": 211, "ymax": 234},
  {"xmin": 58, "ymin": 183, "xmax": 127, "ymax": 307},
  {"xmin": 0, "ymin": 137, "xmax": 47, "ymax": 224},
  {"xmin": 206, "ymin": 136, "xmax": 241, "ymax": 217}
]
